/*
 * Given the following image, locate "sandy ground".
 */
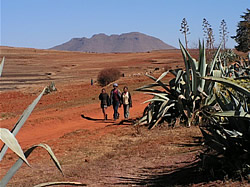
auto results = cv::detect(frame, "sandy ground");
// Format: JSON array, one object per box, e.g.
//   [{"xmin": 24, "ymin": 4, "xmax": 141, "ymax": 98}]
[{"xmin": 0, "ymin": 47, "xmax": 247, "ymax": 186}]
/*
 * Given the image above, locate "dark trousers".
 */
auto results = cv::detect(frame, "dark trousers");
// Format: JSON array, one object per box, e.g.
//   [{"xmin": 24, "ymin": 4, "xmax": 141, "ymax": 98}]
[{"xmin": 113, "ymin": 102, "xmax": 119, "ymax": 119}]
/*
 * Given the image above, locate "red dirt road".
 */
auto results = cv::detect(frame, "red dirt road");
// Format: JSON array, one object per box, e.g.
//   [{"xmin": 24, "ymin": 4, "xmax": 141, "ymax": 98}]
[{"xmin": 1, "ymin": 92, "xmax": 149, "ymax": 149}]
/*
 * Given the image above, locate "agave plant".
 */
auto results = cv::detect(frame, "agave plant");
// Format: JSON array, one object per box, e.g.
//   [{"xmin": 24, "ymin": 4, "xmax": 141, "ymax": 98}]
[
  {"xmin": 0, "ymin": 87, "xmax": 47, "ymax": 160},
  {"xmin": 0, "ymin": 58, "xmax": 84, "ymax": 186},
  {"xmin": 135, "ymin": 40, "xmax": 223, "ymax": 129},
  {"xmin": 218, "ymin": 49, "xmax": 250, "ymax": 78},
  {"xmin": 198, "ymin": 77, "xmax": 250, "ymax": 180},
  {"xmin": 0, "ymin": 86, "xmax": 64, "ymax": 185}
]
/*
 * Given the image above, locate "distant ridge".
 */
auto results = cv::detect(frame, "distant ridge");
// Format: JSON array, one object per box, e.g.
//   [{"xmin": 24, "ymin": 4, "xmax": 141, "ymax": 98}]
[{"xmin": 50, "ymin": 32, "xmax": 175, "ymax": 53}]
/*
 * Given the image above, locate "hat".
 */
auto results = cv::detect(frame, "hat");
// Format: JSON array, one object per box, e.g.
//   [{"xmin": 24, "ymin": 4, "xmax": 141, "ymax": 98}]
[{"xmin": 113, "ymin": 83, "xmax": 118, "ymax": 87}]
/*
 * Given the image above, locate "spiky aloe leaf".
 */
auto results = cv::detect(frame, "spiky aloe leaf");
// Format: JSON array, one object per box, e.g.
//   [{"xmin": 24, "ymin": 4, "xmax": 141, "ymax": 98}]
[
  {"xmin": 175, "ymin": 70, "xmax": 184, "ymax": 85},
  {"xmin": 0, "ymin": 144, "xmax": 63, "ymax": 186},
  {"xmin": 135, "ymin": 115, "xmax": 147, "ymax": 126},
  {"xmin": 220, "ymin": 91, "xmax": 231, "ymax": 106},
  {"xmin": 209, "ymin": 42, "xmax": 222, "ymax": 75},
  {"xmin": 145, "ymin": 92, "xmax": 169, "ymax": 101},
  {"xmin": 202, "ymin": 77, "xmax": 250, "ymax": 97},
  {"xmin": 169, "ymin": 68, "xmax": 183, "ymax": 76},
  {"xmin": 156, "ymin": 71, "xmax": 169, "ymax": 82},
  {"xmin": 212, "ymin": 111, "xmax": 250, "ymax": 119},
  {"xmin": 223, "ymin": 129, "xmax": 243, "ymax": 138},
  {"xmin": 210, "ymin": 128, "xmax": 230, "ymax": 147},
  {"xmin": 180, "ymin": 40, "xmax": 198, "ymax": 94},
  {"xmin": 147, "ymin": 103, "xmax": 155, "ymax": 124},
  {"xmin": 206, "ymin": 93, "xmax": 217, "ymax": 106},
  {"xmin": 34, "ymin": 182, "xmax": 86, "ymax": 187},
  {"xmin": 215, "ymin": 94, "xmax": 229, "ymax": 111},
  {"xmin": 135, "ymin": 83, "xmax": 168, "ymax": 90},
  {"xmin": 143, "ymin": 98, "xmax": 167, "ymax": 104},
  {"xmin": 227, "ymin": 89, "xmax": 245, "ymax": 111},
  {"xmin": 0, "ymin": 128, "xmax": 29, "ymax": 166},
  {"xmin": 200, "ymin": 128, "xmax": 226, "ymax": 153},
  {"xmin": 145, "ymin": 73, "xmax": 171, "ymax": 92},
  {"xmin": 218, "ymin": 60, "xmax": 225, "ymax": 75},
  {"xmin": 0, "ymin": 87, "xmax": 47, "ymax": 161},
  {"xmin": 179, "ymin": 40, "xmax": 191, "ymax": 98},
  {"xmin": 198, "ymin": 40, "xmax": 202, "ymax": 72},
  {"xmin": 0, "ymin": 57, "xmax": 5, "ymax": 77},
  {"xmin": 199, "ymin": 41, "xmax": 207, "ymax": 92},
  {"xmin": 150, "ymin": 103, "xmax": 175, "ymax": 130},
  {"xmin": 135, "ymin": 88, "xmax": 166, "ymax": 94}
]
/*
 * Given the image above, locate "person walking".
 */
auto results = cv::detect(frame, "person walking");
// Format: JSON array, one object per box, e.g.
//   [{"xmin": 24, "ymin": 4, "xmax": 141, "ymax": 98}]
[
  {"xmin": 110, "ymin": 83, "xmax": 121, "ymax": 120},
  {"xmin": 99, "ymin": 88, "xmax": 110, "ymax": 120},
  {"xmin": 121, "ymin": 86, "xmax": 132, "ymax": 119}
]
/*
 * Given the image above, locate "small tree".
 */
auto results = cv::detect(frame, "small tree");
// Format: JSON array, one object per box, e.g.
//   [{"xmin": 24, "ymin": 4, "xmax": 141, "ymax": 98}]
[
  {"xmin": 180, "ymin": 18, "xmax": 190, "ymax": 50},
  {"xmin": 97, "ymin": 68, "xmax": 121, "ymax": 86},
  {"xmin": 219, "ymin": 19, "xmax": 229, "ymax": 50},
  {"xmin": 231, "ymin": 9, "xmax": 250, "ymax": 52},
  {"xmin": 202, "ymin": 18, "xmax": 215, "ymax": 49}
]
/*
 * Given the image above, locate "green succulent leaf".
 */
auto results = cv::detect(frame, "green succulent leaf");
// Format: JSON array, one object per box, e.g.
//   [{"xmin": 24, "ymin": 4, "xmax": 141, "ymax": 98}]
[
  {"xmin": 199, "ymin": 41, "xmax": 207, "ymax": 92},
  {"xmin": 143, "ymin": 98, "xmax": 167, "ymax": 104},
  {"xmin": 156, "ymin": 71, "xmax": 169, "ymax": 82},
  {"xmin": 179, "ymin": 40, "xmax": 191, "ymax": 99},
  {"xmin": 135, "ymin": 83, "xmax": 168, "ymax": 90},
  {"xmin": 145, "ymin": 73, "xmax": 171, "ymax": 92},
  {"xmin": 212, "ymin": 111, "xmax": 250, "ymax": 119},
  {"xmin": 202, "ymin": 77, "xmax": 250, "ymax": 97},
  {"xmin": 0, "ymin": 144, "xmax": 63, "ymax": 186},
  {"xmin": 209, "ymin": 42, "xmax": 222, "ymax": 75},
  {"xmin": 0, "ymin": 87, "xmax": 47, "ymax": 161},
  {"xmin": 0, "ymin": 128, "xmax": 29, "ymax": 166},
  {"xmin": 145, "ymin": 93, "xmax": 170, "ymax": 101},
  {"xmin": 0, "ymin": 57, "xmax": 5, "ymax": 77}
]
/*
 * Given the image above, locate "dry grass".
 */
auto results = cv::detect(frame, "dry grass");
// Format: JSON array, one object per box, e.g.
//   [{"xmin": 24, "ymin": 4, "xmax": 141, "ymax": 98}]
[{"xmin": 3, "ymin": 125, "xmax": 203, "ymax": 186}]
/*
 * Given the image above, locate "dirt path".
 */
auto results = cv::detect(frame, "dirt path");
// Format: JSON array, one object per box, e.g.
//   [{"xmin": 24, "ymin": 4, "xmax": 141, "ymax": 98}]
[{"xmin": 0, "ymin": 92, "xmax": 149, "ymax": 149}]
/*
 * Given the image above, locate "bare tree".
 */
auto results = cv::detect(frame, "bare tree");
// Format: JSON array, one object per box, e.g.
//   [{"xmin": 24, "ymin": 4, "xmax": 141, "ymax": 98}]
[
  {"xmin": 202, "ymin": 18, "xmax": 215, "ymax": 49},
  {"xmin": 180, "ymin": 18, "xmax": 190, "ymax": 49},
  {"xmin": 219, "ymin": 19, "xmax": 229, "ymax": 50}
]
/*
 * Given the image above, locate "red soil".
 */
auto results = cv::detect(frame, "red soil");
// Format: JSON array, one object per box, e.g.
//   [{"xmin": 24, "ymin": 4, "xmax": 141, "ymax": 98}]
[{"xmin": 0, "ymin": 47, "xmax": 245, "ymax": 186}]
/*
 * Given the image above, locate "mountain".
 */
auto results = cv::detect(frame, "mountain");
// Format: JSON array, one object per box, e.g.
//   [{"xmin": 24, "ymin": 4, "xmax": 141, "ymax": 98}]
[{"xmin": 50, "ymin": 32, "xmax": 175, "ymax": 53}]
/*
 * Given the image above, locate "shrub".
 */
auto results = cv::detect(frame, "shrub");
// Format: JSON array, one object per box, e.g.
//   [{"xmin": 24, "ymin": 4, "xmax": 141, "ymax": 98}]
[{"xmin": 97, "ymin": 68, "xmax": 121, "ymax": 86}]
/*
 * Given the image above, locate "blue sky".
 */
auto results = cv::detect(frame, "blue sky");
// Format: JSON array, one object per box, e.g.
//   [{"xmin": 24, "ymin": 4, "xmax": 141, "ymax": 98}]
[{"xmin": 1, "ymin": 0, "xmax": 249, "ymax": 49}]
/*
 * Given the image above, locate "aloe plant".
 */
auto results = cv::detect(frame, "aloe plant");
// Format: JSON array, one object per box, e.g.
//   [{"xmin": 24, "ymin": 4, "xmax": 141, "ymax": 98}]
[
  {"xmin": 198, "ymin": 78, "xmax": 250, "ymax": 180},
  {"xmin": 135, "ymin": 40, "xmax": 223, "ymax": 129},
  {"xmin": 136, "ymin": 39, "xmax": 250, "ymax": 180},
  {"xmin": 0, "ymin": 86, "xmax": 63, "ymax": 185},
  {"xmin": 0, "ymin": 67, "xmax": 62, "ymax": 185},
  {"xmin": 0, "ymin": 58, "xmax": 81, "ymax": 186},
  {"xmin": 0, "ymin": 87, "xmax": 47, "ymax": 161}
]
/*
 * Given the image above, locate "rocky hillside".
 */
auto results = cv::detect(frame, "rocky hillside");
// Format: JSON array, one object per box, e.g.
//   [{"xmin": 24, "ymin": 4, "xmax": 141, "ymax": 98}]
[{"xmin": 50, "ymin": 32, "xmax": 175, "ymax": 53}]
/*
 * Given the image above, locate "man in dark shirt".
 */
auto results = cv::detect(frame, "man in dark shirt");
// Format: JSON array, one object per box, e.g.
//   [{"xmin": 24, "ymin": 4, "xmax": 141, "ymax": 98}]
[
  {"xmin": 110, "ymin": 83, "xmax": 121, "ymax": 120},
  {"xmin": 99, "ymin": 88, "xmax": 110, "ymax": 120}
]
